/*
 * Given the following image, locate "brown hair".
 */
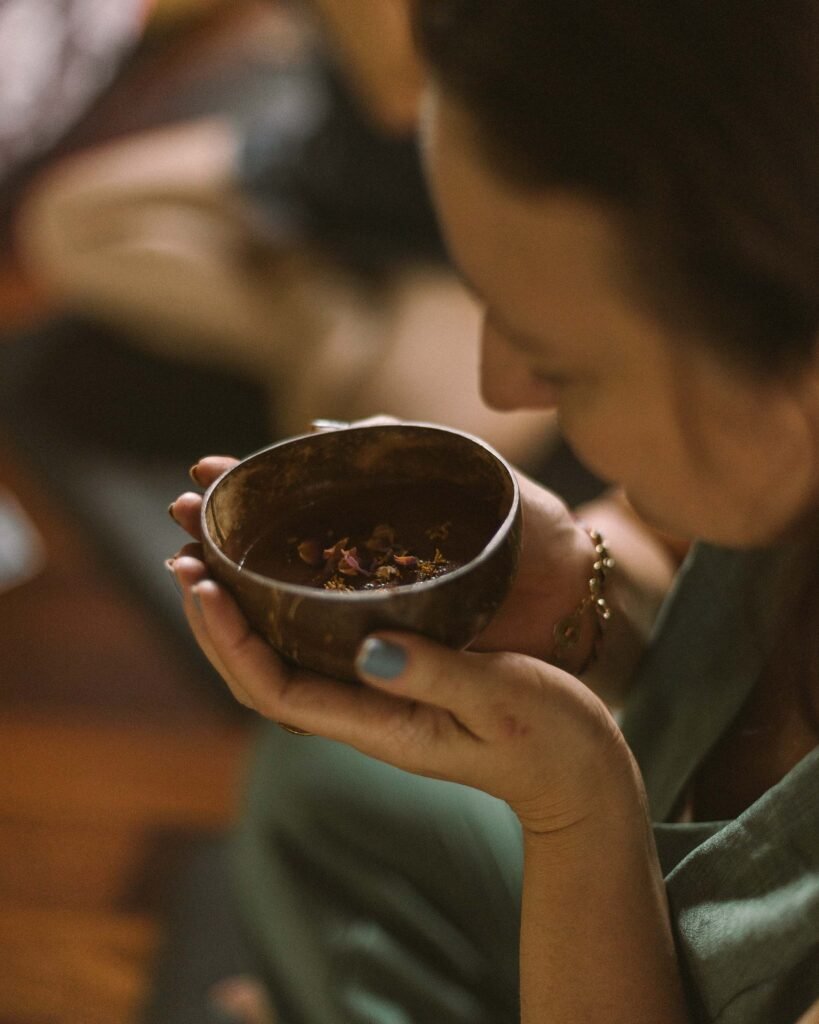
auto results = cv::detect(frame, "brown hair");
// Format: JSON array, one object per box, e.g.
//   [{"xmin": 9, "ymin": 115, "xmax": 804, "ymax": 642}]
[{"xmin": 413, "ymin": 1, "xmax": 819, "ymax": 373}]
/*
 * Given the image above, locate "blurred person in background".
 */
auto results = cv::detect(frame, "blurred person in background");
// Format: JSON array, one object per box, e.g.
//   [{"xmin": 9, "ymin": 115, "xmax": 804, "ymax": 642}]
[
  {"xmin": 13, "ymin": 0, "xmax": 555, "ymax": 461},
  {"xmin": 166, "ymin": 2, "xmax": 819, "ymax": 1023},
  {"xmin": 0, "ymin": 0, "xmax": 148, "ymax": 592}
]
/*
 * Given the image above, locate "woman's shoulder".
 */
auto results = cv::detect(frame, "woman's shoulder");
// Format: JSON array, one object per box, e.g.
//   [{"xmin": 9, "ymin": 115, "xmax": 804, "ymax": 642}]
[
  {"xmin": 655, "ymin": 746, "xmax": 819, "ymax": 1024},
  {"xmin": 619, "ymin": 542, "xmax": 791, "ymax": 819}
]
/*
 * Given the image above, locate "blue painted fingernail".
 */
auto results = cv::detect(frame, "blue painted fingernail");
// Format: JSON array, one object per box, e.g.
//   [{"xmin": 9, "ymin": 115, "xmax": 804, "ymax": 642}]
[{"xmin": 357, "ymin": 638, "xmax": 407, "ymax": 680}]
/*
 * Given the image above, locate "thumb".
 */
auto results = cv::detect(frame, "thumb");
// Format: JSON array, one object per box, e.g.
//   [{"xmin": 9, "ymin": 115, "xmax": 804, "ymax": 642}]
[{"xmin": 355, "ymin": 631, "xmax": 533, "ymax": 732}]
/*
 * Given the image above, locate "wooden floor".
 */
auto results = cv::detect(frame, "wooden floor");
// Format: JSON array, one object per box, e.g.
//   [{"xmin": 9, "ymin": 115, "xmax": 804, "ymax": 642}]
[{"xmin": 0, "ymin": 437, "xmax": 254, "ymax": 1024}]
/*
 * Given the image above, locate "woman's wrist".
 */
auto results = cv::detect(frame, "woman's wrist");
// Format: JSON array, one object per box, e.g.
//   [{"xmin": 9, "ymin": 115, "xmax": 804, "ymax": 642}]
[
  {"xmin": 514, "ymin": 724, "xmax": 644, "ymax": 842},
  {"xmin": 518, "ymin": 754, "xmax": 687, "ymax": 1024},
  {"xmin": 550, "ymin": 524, "xmax": 614, "ymax": 676}
]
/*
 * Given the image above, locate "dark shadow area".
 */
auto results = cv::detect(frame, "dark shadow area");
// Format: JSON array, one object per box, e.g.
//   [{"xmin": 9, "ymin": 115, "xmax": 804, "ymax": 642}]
[{"xmin": 0, "ymin": 317, "xmax": 270, "ymax": 702}]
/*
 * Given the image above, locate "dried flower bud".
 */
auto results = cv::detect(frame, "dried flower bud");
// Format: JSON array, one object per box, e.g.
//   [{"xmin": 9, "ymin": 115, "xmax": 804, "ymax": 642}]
[
  {"xmin": 297, "ymin": 538, "xmax": 323, "ymax": 566},
  {"xmin": 338, "ymin": 547, "xmax": 371, "ymax": 577}
]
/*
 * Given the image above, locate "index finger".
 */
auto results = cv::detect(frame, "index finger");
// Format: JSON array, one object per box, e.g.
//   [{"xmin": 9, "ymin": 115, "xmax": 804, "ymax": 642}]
[
  {"xmin": 190, "ymin": 456, "xmax": 239, "ymax": 488},
  {"xmin": 170, "ymin": 456, "xmax": 239, "ymax": 540}
]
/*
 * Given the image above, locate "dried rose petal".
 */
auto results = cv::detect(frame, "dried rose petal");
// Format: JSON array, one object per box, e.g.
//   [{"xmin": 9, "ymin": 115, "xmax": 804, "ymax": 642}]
[
  {"xmin": 297, "ymin": 538, "xmax": 323, "ymax": 567},
  {"xmin": 320, "ymin": 537, "xmax": 350, "ymax": 575},
  {"xmin": 298, "ymin": 522, "xmax": 457, "ymax": 591},
  {"xmin": 338, "ymin": 547, "xmax": 371, "ymax": 577},
  {"xmin": 323, "ymin": 537, "xmax": 350, "ymax": 562}
]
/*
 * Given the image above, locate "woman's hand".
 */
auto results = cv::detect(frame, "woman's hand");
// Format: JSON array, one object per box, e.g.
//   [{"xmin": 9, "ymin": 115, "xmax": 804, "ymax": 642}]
[
  {"xmin": 168, "ymin": 458, "xmax": 637, "ymax": 833},
  {"xmin": 470, "ymin": 471, "xmax": 602, "ymax": 670}
]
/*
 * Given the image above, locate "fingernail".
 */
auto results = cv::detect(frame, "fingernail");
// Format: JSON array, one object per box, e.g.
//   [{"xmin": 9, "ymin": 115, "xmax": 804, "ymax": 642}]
[
  {"xmin": 188, "ymin": 463, "xmax": 203, "ymax": 486},
  {"xmin": 167, "ymin": 501, "xmax": 177, "ymax": 521},
  {"xmin": 164, "ymin": 557, "xmax": 181, "ymax": 594},
  {"xmin": 357, "ymin": 638, "xmax": 407, "ymax": 680}
]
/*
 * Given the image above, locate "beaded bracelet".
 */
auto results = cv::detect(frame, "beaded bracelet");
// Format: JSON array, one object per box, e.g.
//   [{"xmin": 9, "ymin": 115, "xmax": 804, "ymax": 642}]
[{"xmin": 551, "ymin": 527, "xmax": 614, "ymax": 674}]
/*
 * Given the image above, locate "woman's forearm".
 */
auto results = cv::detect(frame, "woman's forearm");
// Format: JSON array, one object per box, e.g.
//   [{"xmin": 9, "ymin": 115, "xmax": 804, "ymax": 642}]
[{"xmin": 519, "ymin": 766, "xmax": 688, "ymax": 1024}]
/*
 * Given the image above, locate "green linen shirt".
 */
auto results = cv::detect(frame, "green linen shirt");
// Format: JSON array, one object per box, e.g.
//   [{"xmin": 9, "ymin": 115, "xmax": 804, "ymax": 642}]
[{"xmin": 622, "ymin": 542, "xmax": 819, "ymax": 1023}]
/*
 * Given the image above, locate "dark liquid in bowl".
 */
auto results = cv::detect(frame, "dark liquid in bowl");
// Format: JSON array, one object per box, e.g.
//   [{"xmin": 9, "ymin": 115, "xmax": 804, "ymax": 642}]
[{"xmin": 239, "ymin": 481, "xmax": 501, "ymax": 591}]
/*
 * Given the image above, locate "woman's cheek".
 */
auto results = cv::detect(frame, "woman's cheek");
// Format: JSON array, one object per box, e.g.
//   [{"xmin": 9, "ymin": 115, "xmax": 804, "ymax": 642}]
[{"xmin": 554, "ymin": 391, "xmax": 626, "ymax": 485}]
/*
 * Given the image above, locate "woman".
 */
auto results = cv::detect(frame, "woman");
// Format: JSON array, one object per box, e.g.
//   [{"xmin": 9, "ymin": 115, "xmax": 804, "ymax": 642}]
[{"xmin": 167, "ymin": 3, "xmax": 819, "ymax": 1021}]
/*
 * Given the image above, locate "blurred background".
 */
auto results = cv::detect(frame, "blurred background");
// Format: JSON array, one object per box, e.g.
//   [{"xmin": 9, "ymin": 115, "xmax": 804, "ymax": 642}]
[{"xmin": 0, "ymin": 1, "xmax": 600, "ymax": 1020}]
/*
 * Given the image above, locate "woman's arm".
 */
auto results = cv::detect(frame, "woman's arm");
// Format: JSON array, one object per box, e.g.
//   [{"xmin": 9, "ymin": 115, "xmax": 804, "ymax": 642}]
[{"xmin": 519, "ymin": 769, "xmax": 687, "ymax": 1024}]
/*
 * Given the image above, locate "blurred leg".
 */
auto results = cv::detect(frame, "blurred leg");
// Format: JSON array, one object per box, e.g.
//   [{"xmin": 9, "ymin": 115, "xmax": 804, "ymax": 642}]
[
  {"xmin": 230, "ymin": 726, "xmax": 523, "ymax": 1024},
  {"xmin": 15, "ymin": 117, "xmax": 555, "ymax": 464},
  {"xmin": 140, "ymin": 840, "xmax": 265, "ymax": 1024},
  {"xmin": 14, "ymin": 118, "xmax": 310, "ymax": 371}
]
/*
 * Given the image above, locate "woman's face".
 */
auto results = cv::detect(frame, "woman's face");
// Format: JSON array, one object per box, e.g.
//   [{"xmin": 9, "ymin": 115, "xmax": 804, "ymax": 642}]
[{"xmin": 423, "ymin": 92, "xmax": 818, "ymax": 546}]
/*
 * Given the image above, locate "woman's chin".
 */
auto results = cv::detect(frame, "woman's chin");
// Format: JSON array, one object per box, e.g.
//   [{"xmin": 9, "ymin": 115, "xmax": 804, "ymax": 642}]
[{"xmin": 627, "ymin": 489, "xmax": 814, "ymax": 550}]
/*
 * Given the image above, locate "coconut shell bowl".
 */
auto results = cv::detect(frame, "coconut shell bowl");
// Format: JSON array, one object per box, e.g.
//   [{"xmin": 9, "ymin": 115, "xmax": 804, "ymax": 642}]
[{"xmin": 200, "ymin": 422, "xmax": 522, "ymax": 682}]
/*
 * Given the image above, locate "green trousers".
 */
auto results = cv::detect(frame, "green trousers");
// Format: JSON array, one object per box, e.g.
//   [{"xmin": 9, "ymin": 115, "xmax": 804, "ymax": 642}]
[{"xmin": 231, "ymin": 724, "xmax": 523, "ymax": 1024}]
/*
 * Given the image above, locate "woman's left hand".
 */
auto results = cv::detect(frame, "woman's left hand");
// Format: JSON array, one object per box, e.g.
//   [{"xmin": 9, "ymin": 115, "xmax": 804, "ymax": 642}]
[{"xmin": 169, "ymin": 462, "xmax": 637, "ymax": 835}]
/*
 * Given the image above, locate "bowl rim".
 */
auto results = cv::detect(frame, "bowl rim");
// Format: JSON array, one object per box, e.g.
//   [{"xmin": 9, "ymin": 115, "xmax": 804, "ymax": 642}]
[{"xmin": 199, "ymin": 421, "xmax": 521, "ymax": 601}]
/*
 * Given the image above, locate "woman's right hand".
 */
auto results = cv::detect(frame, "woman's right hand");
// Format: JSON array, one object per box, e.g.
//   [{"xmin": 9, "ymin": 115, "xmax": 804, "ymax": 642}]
[
  {"xmin": 470, "ymin": 471, "xmax": 601, "ymax": 669},
  {"xmin": 474, "ymin": 474, "xmax": 682, "ymax": 701}
]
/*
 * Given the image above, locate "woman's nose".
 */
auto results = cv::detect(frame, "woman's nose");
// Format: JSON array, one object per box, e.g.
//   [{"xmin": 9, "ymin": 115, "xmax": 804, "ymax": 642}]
[{"xmin": 479, "ymin": 317, "xmax": 557, "ymax": 411}]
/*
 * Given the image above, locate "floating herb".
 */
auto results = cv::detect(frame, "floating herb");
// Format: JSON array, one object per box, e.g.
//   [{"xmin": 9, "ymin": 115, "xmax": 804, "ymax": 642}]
[
  {"xmin": 324, "ymin": 575, "xmax": 354, "ymax": 592},
  {"xmin": 291, "ymin": 522, "xmax": 459, "ymax": 591},
  {"xmin": 297, "ymin": 538, "xmax": 323, "ymax": 567},
  {"xmin": 426, "ymin": 521, "xmax": 452, "ymax": 542}
]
